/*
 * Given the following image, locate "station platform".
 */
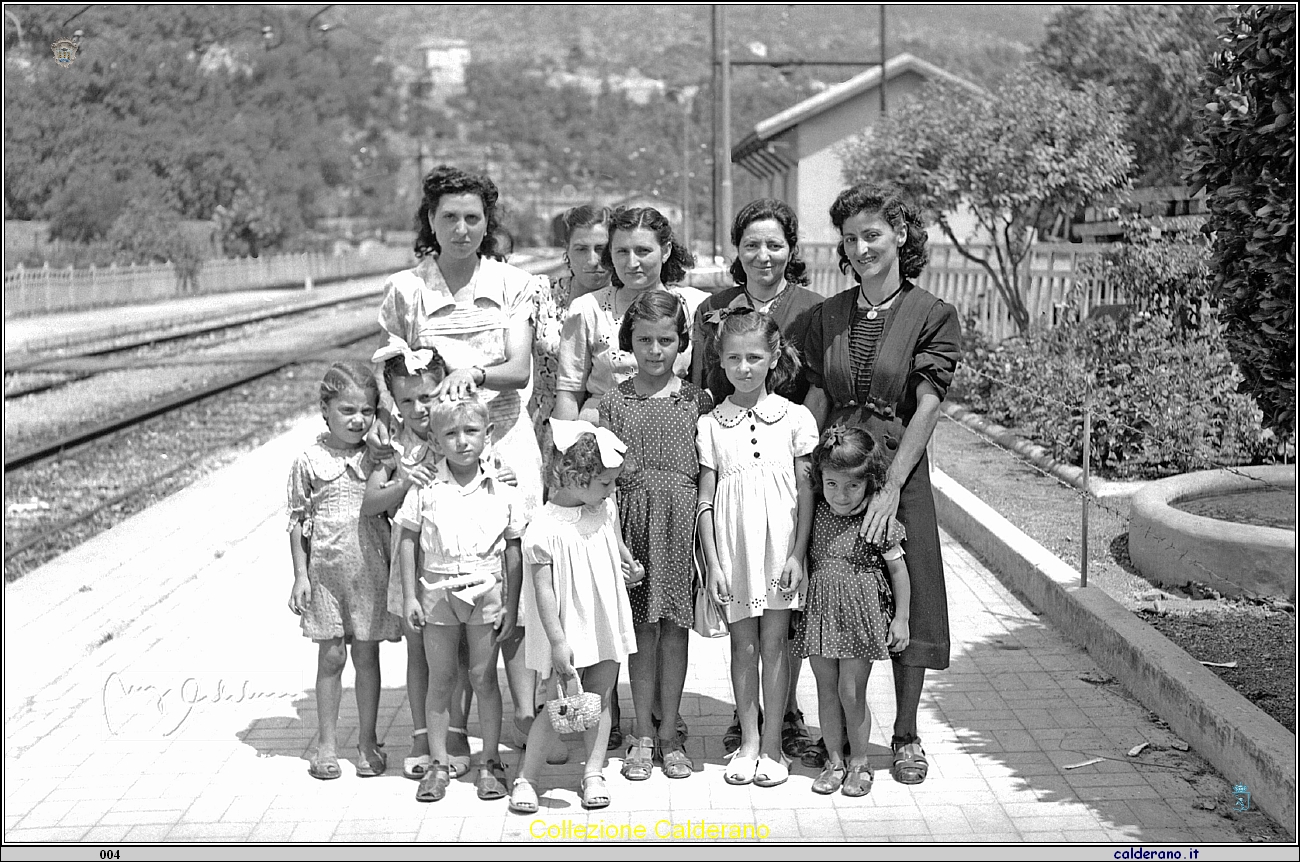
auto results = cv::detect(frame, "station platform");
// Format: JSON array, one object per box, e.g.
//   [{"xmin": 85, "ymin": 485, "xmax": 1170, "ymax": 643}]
[{"xmin": 2, "ymin": 411, "xmax": 1264, "ymax": 847}]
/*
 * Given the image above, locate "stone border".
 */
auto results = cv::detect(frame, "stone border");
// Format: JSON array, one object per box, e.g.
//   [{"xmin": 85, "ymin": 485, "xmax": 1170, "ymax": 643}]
[{"xmin": 932, "ymin": 467, "xmax": 1297, "ymax": 837}]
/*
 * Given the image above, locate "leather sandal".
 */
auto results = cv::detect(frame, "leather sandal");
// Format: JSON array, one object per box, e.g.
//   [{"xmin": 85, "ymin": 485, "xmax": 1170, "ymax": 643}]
[
  {"xmin": 620, "ymin": 736, "xmax": 654, "ymax": 781},
  {"xmin": 891, "ymin": 735, "xmax": 928, "ymax": 785},
  {"xmin": 508, "ymin": 777, "xmax": 539, "ymax": 814},
  {"xmin": 657, "ymin": 736, "xmax": 694, "ymax": 779},
  {"xmin": 355, "ymin": 742, "xmax": 387, "ymax": 777},
  {"xmin": 403, "ymin": 728, "xmax": 430, "ymax": 780},
  {"xmin": 781, "ymin": 710, "xmax": 813, "ymax": 757},
  {"xmin": 753, "ymin": 754, "xmax": 790, "ymax": 788},
  {"xmin": 581, "ymin": 773, "xmax": 611, "ymax": 810},
  {"xmin": 447, "ymin": 726, "xmax": 472, "ymax": 779},
  {"xmin": 812, "ymin": 762, "xmax": 847, "ymax": 795},
  {"xmin": 476, "ymin": 759, "xmax": 508, "ymax": 800},
  {"xmin": 415, "ymin": 760, "xmax": 451, "ymax": 802},
  {"xmin": 308, "ymin": 750, "xmax": 341, "ymax": 781},
  {"xmin": 842, "ymin": 762, "xmax": 874, "ymax": 797}
]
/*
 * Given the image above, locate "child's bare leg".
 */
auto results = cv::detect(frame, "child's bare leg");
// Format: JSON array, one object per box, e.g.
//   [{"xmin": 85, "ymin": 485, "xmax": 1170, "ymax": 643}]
[
  {"xmin": 350, "ymin": 640, "xmax": 382, "ymax": 750},
  {"xmin": 728, "ymin": 616, "xmax": 762, "ymax": 758},
  {"xmin": 315, "ymin": 638, "xmax": 347, "ymax": 757},
  {"xmin": 628, "ymin": 621, "xmax": 660, "ymax": 740},
  {"xmin": 757, "ymin": 610, "xmax": 791, "ymax": 760},
  {"xmin": 655, "ymin": 622, "xmax": 689, "ymax": 745},
  {"xmin": 463, "ymin": 624, "xmax": 503, "ymax": 762},
  {"xmin": 840, "ymin": 658, "xmax": 874, "ymax": 766},
  {"xmin": 517, "ymin": 674, "xmax": 561, "ymax": 786},
  {"xmin": 423, "ymin": 624, "xmax": 462, "ymax": 766},
  {"xmin": 499, "ymin": 626, "xmax": 535, "ymax": 735},
  {"xmin": 405, "ymin": 627, "xmax": 430, "ymax": 757},
  {"xmin": 448, "ymin": 634, "xmax": 472, "ymax": 761},
  {"xmin": 810, "ymin": 657, "xmax": 845, "ymax": 766},
  {"xmin": 579, "ymin": 660, "xmax": 618, "ymax": 777}
]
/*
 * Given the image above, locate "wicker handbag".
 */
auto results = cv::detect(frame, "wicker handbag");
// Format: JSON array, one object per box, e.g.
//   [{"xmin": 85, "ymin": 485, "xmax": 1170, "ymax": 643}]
[{"xmin": 546, "ymin": 676, "xmax": 603, "ymax": 734}]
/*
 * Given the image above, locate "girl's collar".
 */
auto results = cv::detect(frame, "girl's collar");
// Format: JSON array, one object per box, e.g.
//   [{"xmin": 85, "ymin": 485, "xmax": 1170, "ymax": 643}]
[{"xmin": 712, "ymin": 394, "xmax": 789, "ymax": 427}]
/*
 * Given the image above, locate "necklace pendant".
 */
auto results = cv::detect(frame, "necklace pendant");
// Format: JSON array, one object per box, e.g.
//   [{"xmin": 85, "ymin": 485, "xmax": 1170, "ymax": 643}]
[{"xmin": 865, "ymin": 308, "xmax": 879, "ymax": 320}]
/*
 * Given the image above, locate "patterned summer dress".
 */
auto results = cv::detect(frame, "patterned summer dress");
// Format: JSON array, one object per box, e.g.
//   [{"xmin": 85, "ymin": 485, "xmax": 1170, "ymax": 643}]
[
  {"xmin": 599, "ymin": 379, "xmax": 713, "ymax": 629},
  {"xmin": 286, "ymin": 434, "xmax": 400, "ymax": 642}
]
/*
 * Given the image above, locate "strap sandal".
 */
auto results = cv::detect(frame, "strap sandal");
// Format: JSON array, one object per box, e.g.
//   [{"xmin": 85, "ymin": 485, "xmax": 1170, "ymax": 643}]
[
  {"xmin": 581, "ymin": 773, "xmax": 611, "ymax": 810},
  {"xmin": 606, "ymin": 722, "xmax": 625, "ymax": 752},
  {"xmin": 508, "ymin": 777, "xmax": 539, "ymax": 814},
  {"xmin": 753, "ymin": 754, "xmax": 790, "ymax": 788},
  {"xmin": 415, "ymin": 760, "xmax": 451, "ymax": 802},
  {"xmin": 476, "ymin": 758, "xmax": 509, "ymax": 801},
  {"xmin": 812, "ymin": 762, "xmax": 847, "ymax": 795},
  {"xmin": 723, "ymin": 750, "xmax": 758, "ymax": 786},
  {"xmin": 355, "ymin": 742, "xmax": 388, "ymax": 778},
  {"xmin": 657, "ymin": 736, "xmax": 694, "ymax": 779},
  {"xmin": 620, "ymin": 736, "xmax": 654, "ymax": 782},
  {"xmin": 780, "ymin": 709, "xmax": 813, "ymax": 757},
  {"xmin": 891, "ymin": 735, "xmax": 929, "ymax": 785},
  {"xmin": 842, "ymin": 762, "xmax": 874, "ymax": 797},
  {"xmin": 801, "ymin": 737, "xmax": 828, "ymax": 769},
  {"xmin": 447, "ymin": 726, "xmax": 471, "ymax": 779},
  {"xmin": 308, "ymin": 750, "xmax": 341, "ymax": 781},
  {"xmin": 723, "ymin": 709, "xmax": 762, "ymax": 754},
  {"xmin": 403, "ymin": 728, "xmax": 430, "ymax": 780}
]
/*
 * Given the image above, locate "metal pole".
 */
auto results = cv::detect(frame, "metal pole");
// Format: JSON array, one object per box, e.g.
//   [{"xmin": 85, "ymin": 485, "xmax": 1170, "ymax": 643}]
[
  {"xmin": 681, "ymin": 93, "xmax": 692, "ymax": 250},
  {"xmin": 710, "ymin": 6, "xmax": 719, "ymax": 260},
  {"xmin": 879, "ymin": 4, "xmax": 887, "ymax": 114},
  {"xmin": 719, "ymin": 5, "xmax": 733, "ymax": 252},
  {"xmin": 1081, "ymin": 386, "xmax": 1091, "ymax": 588}
]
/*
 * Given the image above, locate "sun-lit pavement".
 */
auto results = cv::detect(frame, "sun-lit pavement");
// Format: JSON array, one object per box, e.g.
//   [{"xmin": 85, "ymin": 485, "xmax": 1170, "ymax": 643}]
[{"xmin": 3, "ymin": 415, "xmax": 1255, "ymax": 844}]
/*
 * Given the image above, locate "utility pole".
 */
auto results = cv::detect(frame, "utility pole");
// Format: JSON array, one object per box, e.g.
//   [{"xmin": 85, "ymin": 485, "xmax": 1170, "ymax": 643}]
[{"xmin": 718, "ymin": 5, "xmax": 732, "ymax": 261}]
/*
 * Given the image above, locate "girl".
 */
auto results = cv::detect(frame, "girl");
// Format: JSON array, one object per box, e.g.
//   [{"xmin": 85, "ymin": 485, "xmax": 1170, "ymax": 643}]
[
  {"xmin": 554, "ymin": 206, "xmax": 708, "ymax": 424},
  {"xmin": 598, "ymin": 290, "xmax": 713, "ymax": 781},
  {"xmin": 797, "ymin": 426, "xmax": 911, "ymax": 797},
  {"xmin": 510, "ymin": 420, "xmax": 641, "ymax": 813},
  {"xmin": 287, "ymin": 361, "xmax": 400, "ymax": 780},
  {"xmin": 697, "ymin": 310, "xmax": 818, "ymax": 788}
]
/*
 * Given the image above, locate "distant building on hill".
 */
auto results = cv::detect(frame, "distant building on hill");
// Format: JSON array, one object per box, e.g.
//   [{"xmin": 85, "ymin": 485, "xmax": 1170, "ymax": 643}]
[
  {"xmin": 420, "ymin": 37, "xmax": 470, "ymax": 103},
  {"xmin": 732, "ymin": 52, "xmax": 986, "ymax": 245}
]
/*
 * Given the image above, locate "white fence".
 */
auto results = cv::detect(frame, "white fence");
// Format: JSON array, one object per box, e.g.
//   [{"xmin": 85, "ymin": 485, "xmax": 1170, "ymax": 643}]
[
  {"xmin": 3, "ymin": 247, "xmax": 416, "ymax": 318},
  {"xmin": 802, "ymin": 241, "xmax": 1116, "ymax": 342}
]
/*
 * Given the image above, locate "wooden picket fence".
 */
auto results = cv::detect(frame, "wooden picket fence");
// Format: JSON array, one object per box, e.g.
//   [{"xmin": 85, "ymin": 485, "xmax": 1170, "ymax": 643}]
[
  {"xmin": 3, "ymin": 247, "xmax": 416, "ymax": 318},
  {"xmin": 802, "ymin": 241, "xmax": 1116, "ymax": 342}
]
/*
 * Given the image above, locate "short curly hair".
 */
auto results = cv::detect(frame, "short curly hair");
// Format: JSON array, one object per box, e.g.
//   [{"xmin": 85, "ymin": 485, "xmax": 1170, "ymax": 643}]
[
  {"xmin": 602, "ymin": 206, "xmax": 695, "ymax": 288},
  {"xmin": 728, "ymin": 198, "xmax": 810, "ymax": 288},
  {"xmin": 810, "ymin": 425, "xmax": 889, "ymax": 500},
  {"xmin": 413, "ymin": 165, "xmax": 504, "ymax": 262},
  {"xmin": 617, "ymin": 289, "xmax": 691, "ymax": 353},
  {"xmin": 549, "ymin": 432, "xmax": 607, "ymax": 490},
  {"xmin": 829, "ymin": 183, "xmax": 928, "ymax": 282}
]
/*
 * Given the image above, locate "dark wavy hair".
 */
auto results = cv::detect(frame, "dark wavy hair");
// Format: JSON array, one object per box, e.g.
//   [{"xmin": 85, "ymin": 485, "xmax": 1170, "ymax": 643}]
[
  {"xmin": 560, "ymin": 204, "xmax": 613, "ymax": 244},
  {"xmin": 320, "ymin": 360, "xmax": 380, "ymax": 411},
  {"xmin": 413, "ymin": 165, "xmax": 504, "ymax": 262},
  {"xmin": 707, "ymin": 309, "xmax": 801, "ymax": 400},
  {"xmin": 728, "ymin": 198, "xmax": 809, "ymax": 288},
  {"xmin": 811, "ymin": 425, "xmax": 889, "ymax": 500},
  {"xmin": 618, "ymin": 289, "xmax": 691, "ymax": 353},
  {"xmin": 602, "ymin": 206, "xmax": 695, "ymax": 288},
  {"xmin": 829, "ymin": 183, "xmax": 928, "ymax": 282}
]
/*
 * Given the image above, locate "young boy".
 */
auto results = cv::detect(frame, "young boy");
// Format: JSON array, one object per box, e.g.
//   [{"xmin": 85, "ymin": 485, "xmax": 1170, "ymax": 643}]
[{"xmin": 395, "ymin": 394, "xmax": 527, "ymax": 803}]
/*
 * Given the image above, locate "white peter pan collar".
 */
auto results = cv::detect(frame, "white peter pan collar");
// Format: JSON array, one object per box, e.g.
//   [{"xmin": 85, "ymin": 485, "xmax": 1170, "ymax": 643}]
[{"xmin": 711, "ymin": 395, "xmax": 790, "ymax": 428}]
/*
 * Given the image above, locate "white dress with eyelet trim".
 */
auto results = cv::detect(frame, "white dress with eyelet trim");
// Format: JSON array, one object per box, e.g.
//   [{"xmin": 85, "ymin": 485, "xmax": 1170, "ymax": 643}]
[{"xmin": 696, "ymin": 395, "xmax": 819, "ymax": 623}]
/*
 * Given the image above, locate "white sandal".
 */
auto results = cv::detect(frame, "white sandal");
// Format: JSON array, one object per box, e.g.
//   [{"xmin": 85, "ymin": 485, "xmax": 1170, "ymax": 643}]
[
  {"xmin": 403, "ymin": 729, "xmax": 431, "ymax": 780},
  {"xmin": 447, "ymin": 726, "xmax": 471, "ymax": 779}
]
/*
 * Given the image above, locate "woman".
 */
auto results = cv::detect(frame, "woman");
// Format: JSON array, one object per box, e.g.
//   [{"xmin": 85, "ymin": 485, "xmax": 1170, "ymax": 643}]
[
  {"xmin": 554, "ymin": 206, "xmax": 707, "ymax": 424},
  {"xmin": 377, "ymin": 165, "xmax": 551, "ymax": 765},
  {"xmin": 802, "ymin": 183, "xmax": 960, "ymax": 786},
  {"xmin": 691, "ymin": 198, "xmax": 825, "ymax": 761},
  {"xmin": 530, "ymin": 204, "xmax": 613, "ymax": 442},
  {"xmin": 691, "ymin": 198, "xmax": 823, "ymax": 404}
]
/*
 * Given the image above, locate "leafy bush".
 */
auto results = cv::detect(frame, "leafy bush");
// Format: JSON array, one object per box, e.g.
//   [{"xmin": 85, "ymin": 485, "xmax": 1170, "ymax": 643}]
[
  {"xmin": 1189, "ymin": 4, "xmax": 1296, "ymax": 443},
  {"xmin": 956, "ymin": 310, "xmax": 1268, "ymax": 479}
]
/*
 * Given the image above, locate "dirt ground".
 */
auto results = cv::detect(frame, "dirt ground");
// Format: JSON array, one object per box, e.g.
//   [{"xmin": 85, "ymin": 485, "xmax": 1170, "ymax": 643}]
[{"xmin": 931, "ymin": 412, "xmax": 1296, "ymax": 734}]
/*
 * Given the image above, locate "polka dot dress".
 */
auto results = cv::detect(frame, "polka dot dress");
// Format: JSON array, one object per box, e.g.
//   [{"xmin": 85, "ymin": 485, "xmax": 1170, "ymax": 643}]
[
  {"xmin": 599, "ymin": 379, "xmax": 714, "ymax": 629},
  {"xmin": 796, "ymin": 500, "xmax": 906, "ymax": 660}
]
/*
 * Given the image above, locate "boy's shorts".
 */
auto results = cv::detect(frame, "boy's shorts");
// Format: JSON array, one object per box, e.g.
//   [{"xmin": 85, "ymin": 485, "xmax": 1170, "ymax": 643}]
[{"xmin": 417, "ymin": 572, "xmax": 503, "ymax": 626}]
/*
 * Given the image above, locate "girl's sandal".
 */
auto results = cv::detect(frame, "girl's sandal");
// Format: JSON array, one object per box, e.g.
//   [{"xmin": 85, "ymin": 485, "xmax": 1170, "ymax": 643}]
[
  {"xmin": 753, "ymin": 754, "xmax": 790, "ymax": 788},
  {"xmin": 891, "ymin": 736, "xmax": 929, "ymax": 785},
  {"xmin": 581, "ymin": 773, "xmax": 611, "ymax": 810},
  {"xmin": 403, "ymin": 728, "xmax": 431, "ymax": 780},
  {"xmin": 620, "ymin": 736, "xmax": 654, "ymax": 782},
  {"xmin": 841, "ymin": 763, "xmax": 874, "ymax": 797},
  {"xmin": 308, "ymin": 751, "xmax": 341, "ymax": 781},
  {"xmin": 811, "ymin": 762, "xmax": 847, "ymax": 795},
  {"xmin": 657, "ymin": 737, "xmax": 694, "ymax": 779},
  {"xmin": 415, "ymin": 761, "xmax": 451, "ymax": 803},
  {"xmin": 447, "ymin": 726, "xmax": 472, "ymax": 779},
  {"xmin": 355, "ymin": 742, "xmax": 388, "ymax": 778},
  {"xmin": 508, "ymin": 777, "xmax": 539, "ymax": 814},
  {"xmin": 476, "ymin": 759, "xmax": 509, "ymax": 801}
]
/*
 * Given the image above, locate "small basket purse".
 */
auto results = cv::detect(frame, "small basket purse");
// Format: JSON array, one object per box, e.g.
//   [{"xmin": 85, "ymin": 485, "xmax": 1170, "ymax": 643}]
[{"xmin": 545, "ymin": 677, "xmax": 603, "ymax": 734}]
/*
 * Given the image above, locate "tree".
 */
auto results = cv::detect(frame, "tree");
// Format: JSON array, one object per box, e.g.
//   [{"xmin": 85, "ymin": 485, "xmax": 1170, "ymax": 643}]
[
  {"xmin": 1037, "ymin": 4, "xmax": 1229, "ymax": 186},
  {"xmin": 1188, "ymin": 4, "xmax": 1296, "ymax": 444},
  {"xmin": 838, "ymin": 65, "xmax": 1133, "ymax": 334}
]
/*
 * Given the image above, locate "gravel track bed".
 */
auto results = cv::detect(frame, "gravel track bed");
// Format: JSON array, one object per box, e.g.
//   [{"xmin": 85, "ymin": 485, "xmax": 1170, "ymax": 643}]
[{"xmin": 4, "ymin": 331, "xmax": 388, "ymax": 582}]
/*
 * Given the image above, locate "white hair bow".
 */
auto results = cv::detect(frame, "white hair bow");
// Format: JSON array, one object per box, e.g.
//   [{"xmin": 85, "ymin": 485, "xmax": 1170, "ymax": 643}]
[
  {"xmin": 549, "ymin": 418, "xmax": 627, "ymax": 469},
  {"xmin": 372, "ymin": 337, "xmax": 434, "ymax": 375}
]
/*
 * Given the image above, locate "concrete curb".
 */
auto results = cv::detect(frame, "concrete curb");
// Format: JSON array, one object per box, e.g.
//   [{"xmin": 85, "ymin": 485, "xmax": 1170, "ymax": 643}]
[
  {"xmin": 932, "ymin": 467, "xmax": 1298, "ymax": 838},
  {"xmin": 942, "ymin": 402, "xmax": 1147, "ymax": 501}
]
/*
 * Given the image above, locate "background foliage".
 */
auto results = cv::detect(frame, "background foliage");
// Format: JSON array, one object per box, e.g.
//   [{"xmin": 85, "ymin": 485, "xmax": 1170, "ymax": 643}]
[{"xmin": 1189, "ymin": 4, "xmax": 1296, "ymax": 444}]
